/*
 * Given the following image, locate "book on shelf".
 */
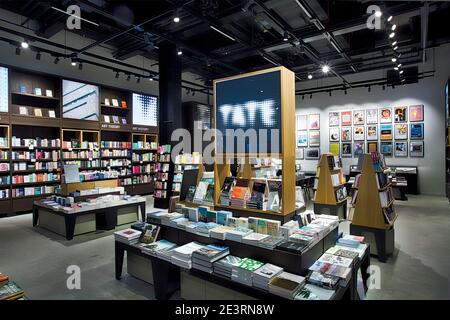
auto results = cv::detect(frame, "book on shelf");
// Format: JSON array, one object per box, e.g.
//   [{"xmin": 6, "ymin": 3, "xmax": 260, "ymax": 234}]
[
  {"xmin": 34, "ymin": 87, "xmax": 42, "ymax": 96},
  {"xmin": 112, "ymin": 116, "xmax": 119, "ymax": 124},
  {"xmin": 45, "ymin": 89, "xmax": 53, "ymax": 97},
  {"xmin": 138, "ymin": 224, "xmax": 160, "ymax": 244},
  {"xmin": 220, "ymin": 176, "xmax": 235, "ymax": 205},
  {"xmin": 18, "ymin": 84, "xmax": 27, "ymax": 93},
  {"xmin": 121, "ymin": 100, "xmax": 127, "ymax": 108},
  {"xmin": 267, "ymin": 179, "xmax": 282, "ymax": 211},
  {"xmin": 19, "ymin": 106, "xmax": 28, "ymax": 115},
  {"xmin": 230, "ymin": 178, "xmax": 250, "ymax": 208},
  {"xmin": 104, "ymin": 115, "xmax": 110, "ymax": 123},
  {"xmin": 379, "ymin": 189, "xmax": 393, "ymax": 207},
  {"xmin": 112, "ymin": 99, "xmax": 119, "ymax": 107},
  {"xmin": 34, "ymin": 108, "xmax": 43, "ymax": 117},
  {"xmin": 382, "ymin": 206, "xmax": 396, "ymax": 224},
  {"xmin": 121, "ymin": 118, "xmax": 127, "ymax": 124},
  {"xmin": 104, "ymin": 98, "xmax": 110, "ymax": 106},
  {"xmin": 376, "ymin": 172, "xmax": 389, "ymax": 189},
  {"xmin": 335, "ymin": 187, "xmax": 347, "ymax": 202},
  {"xmin": 48, "ymin": 110, "xmax": 56, "ymax": 118},
  {"xmin": 247, "ymin": 179, "xmax": 267, "ymax": 210}
]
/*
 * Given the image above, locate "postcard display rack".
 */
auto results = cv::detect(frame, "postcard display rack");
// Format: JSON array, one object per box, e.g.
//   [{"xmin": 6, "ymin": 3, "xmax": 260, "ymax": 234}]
[
  {"xmin": 313, "ymin": 154, "xmax": 347, "ymax": 218},
  {"xmin": 0, "ymin": 66, "xmax": 158, "ymax": 216},
  {"xmin": 213, "ymin": 67, "xmax": 297, "ymax": 224},
  {"xmin": 350, "ymin": 153, "xmax": 396, "ymax": 262}
]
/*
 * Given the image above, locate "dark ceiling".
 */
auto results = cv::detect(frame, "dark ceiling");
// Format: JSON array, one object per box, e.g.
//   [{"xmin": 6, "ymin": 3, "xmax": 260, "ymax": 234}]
[{"xmin": 1, "ymin": 0, "xmax": 450, "ymax": 86}]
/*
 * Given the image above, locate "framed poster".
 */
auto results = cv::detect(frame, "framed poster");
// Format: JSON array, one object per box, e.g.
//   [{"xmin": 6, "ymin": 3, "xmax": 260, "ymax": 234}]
[
  {"xmin": 394, "ymin": 106, "xmax": 407, "ymax": 122},
  {"xmin": 366, "ymin": 125, "xmax": 378, "ymax": 141},
  {"xmin": 341, "ymin": 128, "xmax": 352, "ymax": 142},
  {"xmin": 341, "ymin": 111, "xmax": 352, "ymax": 126},
  {"xmin": 296, "ymin": 131, "xmax": 308, "ymax": 147},
  {"xmin": 380, "ymin": 124, "xmax": 393, "ymax": 140},
  {"xmin": 394, "ymin": 124, "xmax": 408, "ymax": 140},
  {"xmin": 410, "ymin": 123, "xmax": 424, "ymax": 140},
  {"xmin": 394, "ymin": 141, "xmax": 408, "ymax": 157},
  {"xmin": 308, "ymin": 131, "xmax": 320, "ymax": 146},
  {"xmin": 297, "ymin": 115, "xmax": 307, "ymax": 130},
  {"xmin": 296, "ymin": 148, "xmax": 304, "ymax": 159},
  {"xmin": 409, "ymin": 105, "xmax": 424, "ymax": 122},
  {"xmin": 353, "ymin": 110, "xmax": 365, "ymax": 125},
  {"xmin": 133, "ymin": 93, "xmax": 158, "ymax": 126},
  {"xmin": 380, "ymin": 141, "xmax": 393, "ymax": 157},
  {"xmin": 353, "ymin": 142, "xmax": 364, "ymax": 157},
  {"xmin": 329, "ymin": 127, "xmax": 340, "ymax": 142},
  {"xmin": 62, "ymin": 80, "xmax": 99, "ymax": 121},
  {"xmin": 0, "ymin": 66, "xmax": 8, "ymax": 113},
  {"xmin": 305, "ymin": 148, "xmax": 320, "ymax": 160},
  {"xmin": 329, "ymin": 112, "xmax": 340, "ymax": 127},
  {"xmin": 367, "ymin": 142, "xmax": 378, "ymax": 153},
  {"xmin": 341, "ymin": 143, "xmax": 352, "ymax": 157},
  {"xmin": 308, "ymin": 114, "xmax": 320, "ymax": 130},
  {"xmin": 366, "ymin": 109, "xmax": 378, "ymax": 124},
  {"xmin": 380, "ymin": 107, "xmax": 392, "ymax": 123},
  {"xmin": 329, "ymin": 143, "xmax": 340, "ymax": 156},
  {"xmin": 410, "ymin": 141, "xmax": 424, "ymax": 157},
  {"xmin": 354, "ymin": 126, "xmax": 365, "ymax": 141}
]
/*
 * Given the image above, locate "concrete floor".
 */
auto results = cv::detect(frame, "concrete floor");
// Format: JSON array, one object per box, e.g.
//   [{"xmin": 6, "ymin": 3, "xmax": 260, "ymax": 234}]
[{"xmin": 0, "ymin": 195, "xmax": 448, "ymax": 300}]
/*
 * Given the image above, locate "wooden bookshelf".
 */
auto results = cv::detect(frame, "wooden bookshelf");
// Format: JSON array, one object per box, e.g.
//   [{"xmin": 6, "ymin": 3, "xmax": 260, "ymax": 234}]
[
  {"xmin": 351, "ymin": 154, "xmax": 396, "ymax": 229},
  {"xmin": 313, "ymin": 154, "xmax": 347, "ymax": 206}
]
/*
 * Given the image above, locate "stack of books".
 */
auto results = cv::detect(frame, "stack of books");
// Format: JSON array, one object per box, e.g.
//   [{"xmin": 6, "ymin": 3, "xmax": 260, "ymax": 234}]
[
  {"xmin": 226, "ymin": 227, "xmax": 254, "ymax": 243},
  {"xmin": 230, "ymin": 179, "xmax": 250, "ymax": 208},
  {"xmin": 337, "ymin": 235, "xmax": 365, "ymax": 248},
  {"xmin": 276, "ymin": 240, "xmax": 309, "ymax": 254},
  {"xmin": 294, "ymin": 283, "xmax": 335, "ymax": 300},
  {"xmin": 242, "ymin": 233, "xmax": 269, "ymax": 246},
  {"xmin": 114, "ymin": 228, "xmax": 142, "ymax": 245},
  {"xmin": 213, "ymin": 255, "xmax": 242, "ymax": 278},
  {"xmin": 141, "ymin": 239, "xmax": 177, "ymax": 257},
  {"xmin": 308, "ymin": 260, "xmax": 352, "ymax": 284},
  {"xmin": 268, "ymin": 272, "xmax": 306, "ymax": 299},
  {"xmin": 307, "ymin": 271, "xmax": 340, "ymax": 290},
  {"xmin": 171, "ymin": 242, "xmax": 205, "ymax": 269},
  {"xmin": 195, "ymin": 222, "xmax": 220, "ymax": 237},
  {"xmin": 258, "ymin": 235, "xmax": 284, "ymax": 250},
  {"xmin": 160, "ymin": 212, "xmax": 184, "ymax": 226},
  {"xmin": 210, "ymin": 225, "xmax": 234, "ymax": 240},
  {"xmin": 192, "ymin": 244, "xmax": 230, "ymax": 273},
  {"xmin": 220, "ymin": 177, "xmax": 235, "ymax": 206},
  {"xmin": 247, "ymin": 180, "xmax": 266, "ymax": 210},
  {"xmin": 0, "ymin": 281, "xmax": 24, "ymax": 300},
  {"xmin": 252, "ymin": 263, "xmax": 283, "ymax": 291},
  {"xmin": 231, "ymin": 258, "xmax": 264, "ymax": 286}
]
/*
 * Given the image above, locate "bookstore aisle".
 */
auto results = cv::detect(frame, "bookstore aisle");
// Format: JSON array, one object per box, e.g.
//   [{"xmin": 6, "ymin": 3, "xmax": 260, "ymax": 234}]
[{"xmin": 0, "ymin": 194, "xmax": 448, "ymax": 300}]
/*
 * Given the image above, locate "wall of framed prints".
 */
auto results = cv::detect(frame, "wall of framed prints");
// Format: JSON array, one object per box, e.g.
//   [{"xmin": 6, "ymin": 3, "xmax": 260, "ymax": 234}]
[{"xmin": 295, "ymin": 44, "xmax": 450, "ymax": 196}]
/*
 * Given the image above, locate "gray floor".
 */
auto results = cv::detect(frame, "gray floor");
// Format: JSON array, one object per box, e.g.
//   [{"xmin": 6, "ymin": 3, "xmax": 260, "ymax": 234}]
[{"xmin": 0, "ymin": 195, "xmax": 448, "ymax": 300}]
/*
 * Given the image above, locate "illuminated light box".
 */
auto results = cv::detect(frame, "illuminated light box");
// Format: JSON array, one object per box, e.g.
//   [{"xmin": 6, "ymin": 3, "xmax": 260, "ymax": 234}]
[
  {"xmin": 215, "ymin": 70, "xmax": 282, "ymax": 154},
  {"xmin": 133, "ymin": 93, "xmax": 158, "ymax": 127},
  {"xmin": 0, "ymin": 67, "xmax": 8, "ymax": 113},
  {"xmin": 62, "ymin": 80, "xmax": 99, "ymax": 121}
]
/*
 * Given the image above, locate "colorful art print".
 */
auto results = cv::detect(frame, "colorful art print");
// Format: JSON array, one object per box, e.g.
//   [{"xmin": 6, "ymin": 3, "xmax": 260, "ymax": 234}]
[
  {"xmin": 297, "ymin": 115, "xmax": 307, "ymax": 130},
  {"xmin": 329, "ymin": 128, "xmax": 340, "ymax": 142},
  {"xmin": 353, "ymin": 110, "xmax": 365, "ymax": 125},
  {"xmin": 366, "ymin": 109, "xmax": 378, "ymax": 124},
  {"xmin": 367, "ymin": 142, "xmax": 378, "ymax": 153},
  {"xmin": 410, "ymin": 141, "xmax": 424, "ymax": 157},
  {"xmin": 341, "ymin": 111, "xmax": 352, "ymax": 126},
  {"xmin": 341, "ymin": 143, "xmax": 352, "ymax": 157},
  {"xmin": 329, "ymin": 112, "xmax": 340, "ymax": 126},
  {"xmin": 394, "ymin": 124, "xmax": 408, "ymax": 140},
  {"xmin": 410, "ymin": 123, "xmax": 424, "ymax": 140},
  {"xmin": 329, "ymin": 143, "xmax": 340, "ymax": 156},
  {"xmin": 380, "ymin": 142, "xmax": 393, "ymax": 157},
  {"xmin": 308, "ymin": 114, "xmax": 320, "ymax": 130},
  {"xmin": 379, "ymin": 107, "xmax": 392, "ymax": 123},
  {"xmin": 353, "ymin": 142, "xmax": 364, "ymax": 157},
  {"xmin": 353, "ymin": 126, "xmax": 365, "ymax": 141},
  {"xmin": 366, "ymin": 125, "xmax": 378, "ymax": 141},
  {"xmin": 394, "ymin": 106, "xmax": 407, "ymax": 122},
  {"xmin": 296, "ymin": 148, "xmax": 304, "ymax": 159},
  {"xmin": 308, "ymin": 131, "xmax": 320, "ymax": 146},
  {"xmin": 394, "ymin": 141, "xmax": 408, "ymax": 157},
  {"xmin": 341, "ymin": 128, "xmax": 352, "ymax": 142},
  {"xmin": 296, "ymin": 131, "xmax": 308, "ymax": 147},
  {"xmin": 409, "ymin": 105, "xmax": 424, "ymax": 122},
  {"xmin": 305, "ymin": 148, "xmax": 320, "ymax": 160},
  {"xmin": 133, "ymin": 93, "xmax": 158, "ymax": 127},
  {"xmin": 380, "ymin": 124, "xmax": 393, "ymax": 140}
]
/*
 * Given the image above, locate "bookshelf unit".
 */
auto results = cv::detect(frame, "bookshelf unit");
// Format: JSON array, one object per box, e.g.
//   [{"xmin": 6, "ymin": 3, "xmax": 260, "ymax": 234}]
[
  {"xmin": 100, "ymin": 87, "xmax": 132, "ymax": 131},
  {"xmin": 0, "ymin": 125, "xmax": 10, "ymax": 212},
  {"xmin": 131, "ymin": 133, "xmax": 158, "ymax": 195},
  {"xmin": 172, "ymin": 152, "xmax": 202, "ymax": 194},
  {"xmin": 313, "ymin": 154, "xmax": 347, "ymax": 217},
  {"xmin": 153, "ymin": 144, "xmax": 173, "ymax": 209}
]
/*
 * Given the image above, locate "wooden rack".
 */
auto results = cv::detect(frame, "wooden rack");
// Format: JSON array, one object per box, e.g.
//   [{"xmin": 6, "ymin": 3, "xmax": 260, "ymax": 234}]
[{"xmin": 313, "ymin": 154, "xmax": 347, "ymax": 206}]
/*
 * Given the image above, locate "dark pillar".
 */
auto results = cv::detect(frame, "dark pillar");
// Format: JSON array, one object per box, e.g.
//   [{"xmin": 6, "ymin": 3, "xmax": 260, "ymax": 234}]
[{"xmin": 158, "ymin": 42, "xmax": 182, "ymax": 145}]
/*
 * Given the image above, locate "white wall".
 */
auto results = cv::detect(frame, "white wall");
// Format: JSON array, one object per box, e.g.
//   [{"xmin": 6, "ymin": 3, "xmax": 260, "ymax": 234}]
[{"xmin": 295, "ymin": 44, "xmax": 450, "ymax": 196}]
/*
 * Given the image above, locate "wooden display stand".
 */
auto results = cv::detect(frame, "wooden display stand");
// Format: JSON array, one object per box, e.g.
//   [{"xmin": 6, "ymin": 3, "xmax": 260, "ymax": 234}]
[
  {"xmin": 350, "ymin": 154, "xmax": 397, "ymax": 262},
  {"xmin": 61, "ymin": 178, "xmax": 118, "ymax": 196},
  {"xmin": 313, "ymin": 154, "xmax": 347, "ymax": 218},
  {"xmin": 213, "ymin": 67, "xmax": 296, "ymax": 223}
]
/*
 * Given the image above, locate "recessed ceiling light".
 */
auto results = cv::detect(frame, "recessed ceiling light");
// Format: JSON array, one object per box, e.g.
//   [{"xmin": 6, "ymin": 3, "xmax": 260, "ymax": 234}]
[
  {"xmin": 173, "ymin": 16, "xmax": 180, "ymax": 23},
  {"xmin": 389, "ymin": 32, "xmax": 395, "ymax": 38},
  {"xmin": 177, "ymin": 50, "xmax": 183, "ymax": 55},
  {"xmin": 308, "ymin": 74, "xmax": 313, "ymax": 80}
]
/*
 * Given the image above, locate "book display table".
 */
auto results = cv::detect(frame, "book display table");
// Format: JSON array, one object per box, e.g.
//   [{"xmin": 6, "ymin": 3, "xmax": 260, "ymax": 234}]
[
  {"xmin": 350, "ymin": 224, "xmax": 394, "ymax": 263},
  {"xmin": 114, "ymin": 223, "xmax": 371, "ymax": 300},
  {"xmin": 33, "ymin": 197, "xmax": 146, "ymax": 240}
]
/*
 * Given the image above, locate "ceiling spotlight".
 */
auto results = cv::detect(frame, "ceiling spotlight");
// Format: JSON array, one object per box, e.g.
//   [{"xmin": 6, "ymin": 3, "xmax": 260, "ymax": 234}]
[
  {"xmin": 71, "ymin": 55, "xmax": 78, "ymax": 66},
  {"xmin": 54, "ymin": 57, "xmax": 59, "ymax": 64},
  {"xmin": 35, "ymin": 52, "xmax": 41, "ymax": 60},
  {"xmin": 71, "ymin": 61, "xmax": 77, "ymax": 67},
  {"xmin": 393, "ymin": 46, "xmax": 398, "ymax": 51},
  {"xmin": 283, "ymin": 31, "xmax": 289, "ymax": 42},
  {"xmin": 78, "ymin": 63, "xmax": 83, "ymax": 70},
  {"xmin": 397, "ymin": 63, "xmax": 402, "ymax": 68},
  {"xmin": 399, "ymin": 70, "xmax": 404, "ymax": 74},
  {"xmin": 21, "ymin": 41, "xmax": 29, "ymax": 49},
  {"xmin": 368, "ymin": 86, "xmax": 371, "ymax": 93},
  {"xmin": 308, "ymin": 74, "xmax": 313, "ymax": 80},
  {"xmin": 387, "ymin": 16, "xmax": 393, "ymax": 22},
  {"xmin": 391, "ymin": 24, "xmax": 397, "ymax": 31},
  {"xmin": 115, "ymin": 72, "xmax": 120, "ymax": 79},
  {"xmin": 173, "ymin": 16, "xmax": 180, "ymax": 23},
  {"xmin": 322, "ymin": 65, "xmax": 330, "ymax": 73},
  {"xmin": 127, "ymin": 74, "xmax": 131, "ymax": 81},
  {"xmin": 310, "ymin": 94, "xmax": 312, "ymax": 99},
  {"xmin": 328, "ymin": 91, "xmax": 332, "ymax": 97},
  {"xmin": 389, "ymin": 32, "xmax": 395, "ymax": 38},
  {"xmin": 375, "ymin": 11, "xmax": 382, "ymax": 18},
  {"xmin": 177, "ymin": 49, "xmax": 183, "ymax": 56},
  {"xmin": 401, "ymin": 78, "xmax": 405, "ymax": 82},
  {"xmin": 392, "ymin": 57, "xmax": 397, "ymax": 62},
  {"xmin": 137, "ymin": 77, "xmax": 141, "ymax": 83},
  {"xmin": 149, "ymin": 75, "xmax": 154, "ymax": 81},
  {"xmin": 394, "ymin": 67, "xmax": 399, "ymax": 71},
  {"xmin": 392, "ymin": 41, "xmax": 397, "ymax": 46},
  {"xmin": 15, "ymin": 47, "xmax": 21, "ymax": 55}
]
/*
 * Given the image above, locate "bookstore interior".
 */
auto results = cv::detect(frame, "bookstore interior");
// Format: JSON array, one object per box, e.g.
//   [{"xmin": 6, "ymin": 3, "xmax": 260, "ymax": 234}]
[{"xmin": 0, "ymin": 0, "xmax": 449, "ymax": 304}]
